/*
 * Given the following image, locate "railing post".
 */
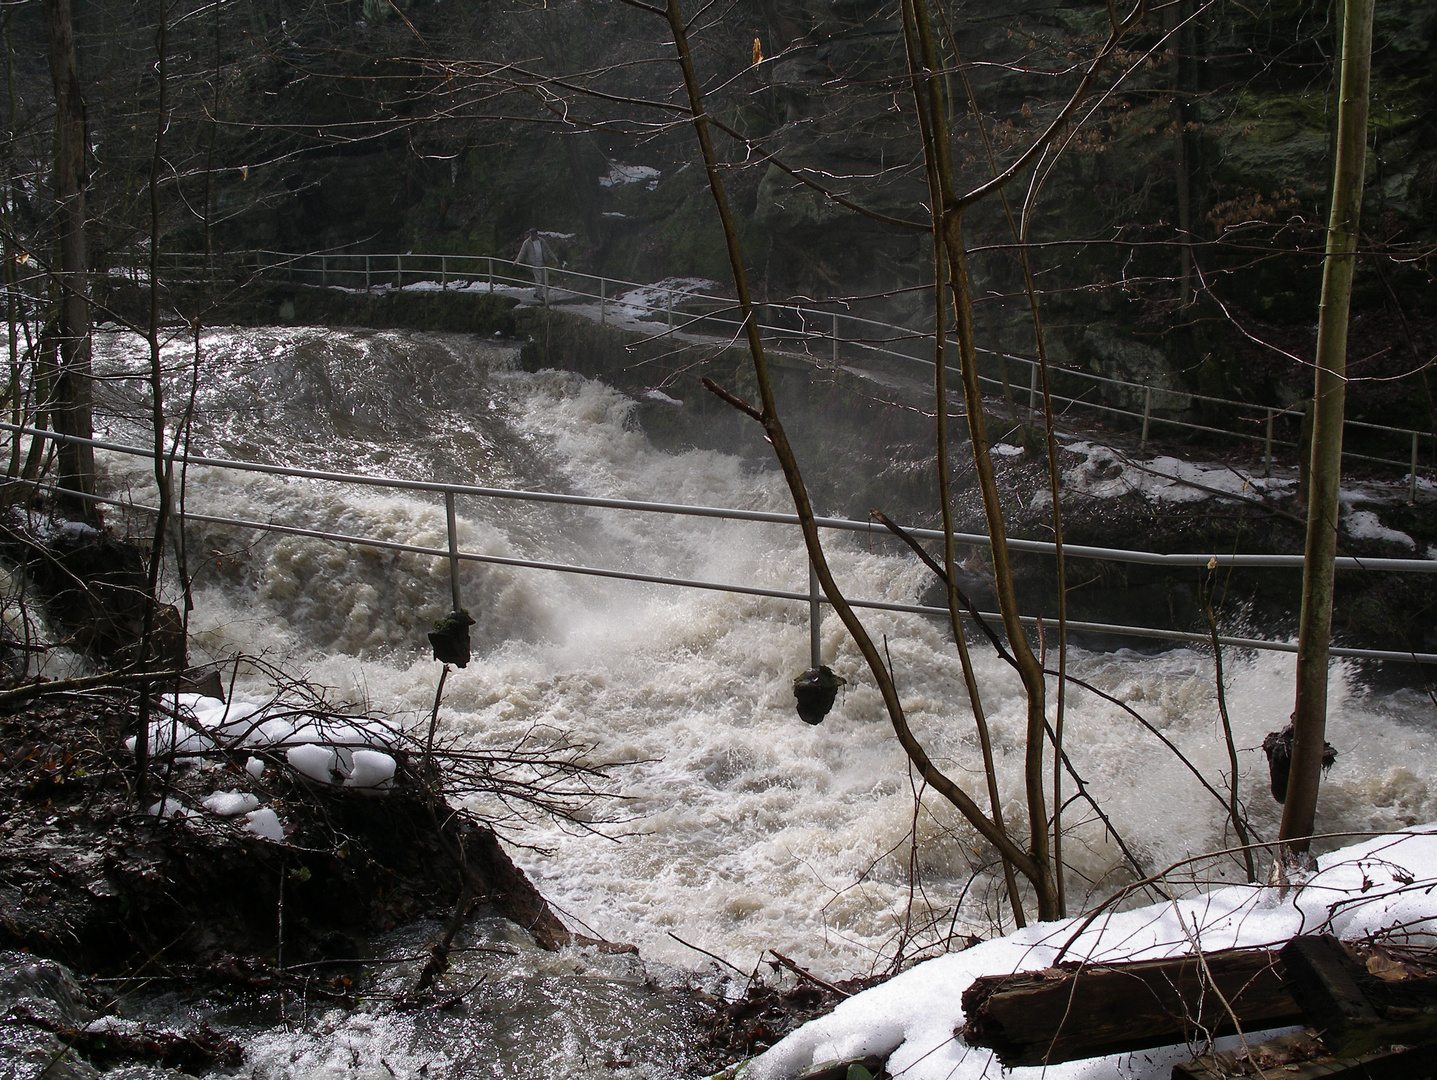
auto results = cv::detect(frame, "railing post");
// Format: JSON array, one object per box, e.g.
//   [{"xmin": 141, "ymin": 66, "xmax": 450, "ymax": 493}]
[
  {"xmin": 441, "ymin": 255, "xmax": 447, "ymax": 292},
  {"xmin": 319, "ymin": 254, "xmax": 327, "ymax": 288},
  {"xmin": 600, "ymin": 278, "xmax": 606, "ymax": 326},
  {"xmin": 488, "ymin": 257, "xmax": 494, "ymax": 290},
  {"xmin": 445, "ymin": 492, "xmax": 462, "ymax": 614},
  {"xmin": 832, "ymin": 311, "xmax": 839, "ymax": 365},
  {"xmin": 1140, "ymin": 385, "xmax": 1152, "ymax": 452},
  {"xmin": 365, "ymin": 254, "xmax": 371, "ymax": 292},
  {"xmin": 809, "ymin": 560, "xmax": 821, "ymax": 670},
  {"xmin": 1264, "ymin": 408, "xmax": 1274, "ymax": 477},
  {"xmin": 395, "ymin": 254, "xmax": 403, "ymax": 290},
  {"xmin": 1411, "ymin": 431, "xmax": 1420, "ymax": 505},
  {"xmin": 1027, "ymin": 360, "xmax": 1038, "ymax": 420}
]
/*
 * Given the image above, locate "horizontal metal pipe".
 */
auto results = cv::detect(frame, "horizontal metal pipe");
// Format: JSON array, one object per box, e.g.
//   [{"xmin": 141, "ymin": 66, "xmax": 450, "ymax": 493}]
[
  {"xmin": 7, "ymin": 422, "xmax": 1436, "ymax": 573},
  {"xmin": 61, "ymin": 484, "xmax": 1437, "ymax": 665}
]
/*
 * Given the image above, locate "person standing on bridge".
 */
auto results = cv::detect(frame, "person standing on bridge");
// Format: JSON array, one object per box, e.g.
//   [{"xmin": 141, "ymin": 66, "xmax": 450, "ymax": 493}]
[{"xmin": 516, "ymin": 228, "xmax": 550, "ymax": 304}]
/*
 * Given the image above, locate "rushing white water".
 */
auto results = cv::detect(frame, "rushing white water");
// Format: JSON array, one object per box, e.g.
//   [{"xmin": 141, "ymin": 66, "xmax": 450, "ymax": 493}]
[{"xmin": 82, "ymin": 325, "xmax": 1437, "ymax": 1072}]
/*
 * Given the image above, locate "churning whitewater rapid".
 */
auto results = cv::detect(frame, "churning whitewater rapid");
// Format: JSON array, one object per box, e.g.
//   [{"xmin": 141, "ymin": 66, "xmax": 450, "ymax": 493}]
[{"xmin": 84, "ymin": 324, "xmax": 1436, "ymax": 1077}]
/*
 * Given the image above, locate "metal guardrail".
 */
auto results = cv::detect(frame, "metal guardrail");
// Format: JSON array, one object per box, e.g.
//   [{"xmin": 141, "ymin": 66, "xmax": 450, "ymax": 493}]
[
  {"xmin": 110, "ymin": 248, "xmax": 1436, "ymax": 502},
  {"xmin": 6, "ymin": 424, "xmax": 1437, "ymax": 665}
]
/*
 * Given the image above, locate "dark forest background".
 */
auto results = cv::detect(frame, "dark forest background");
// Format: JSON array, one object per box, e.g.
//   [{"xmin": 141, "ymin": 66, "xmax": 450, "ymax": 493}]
[{"xmin": 5, "ymin": 0, "xmax": 1436, "ymax": 436}]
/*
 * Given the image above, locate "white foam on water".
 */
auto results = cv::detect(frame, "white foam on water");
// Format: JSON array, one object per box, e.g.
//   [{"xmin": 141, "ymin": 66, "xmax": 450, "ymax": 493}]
[
  {"xmin": 87, "ymin": 327, "xmax": 1437, "ymax": 991},
  {"xmin": 232, "ymin": 919, "xmax": 708, "ymax": 1080},
  {"xmin": 0, "ymin": 564, "xmax": 91, "ymax": 683}
]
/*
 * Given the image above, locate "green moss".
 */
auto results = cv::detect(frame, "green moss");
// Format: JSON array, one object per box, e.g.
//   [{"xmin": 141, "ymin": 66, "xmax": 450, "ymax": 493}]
[
  {"xmin": 1369, "ymin": 74, "xmax": 1436, "ymax": 134},
  {"xmin": 430, "ymin": 609, "xmax": 474, "ymax": 637},
  {"xmin": 658, "ymin": 199, "xmax": 733, "ymax": 281},
  {"xmin": 1230, "ymin": 90, "xmax": 1331, "ymax": 131}
]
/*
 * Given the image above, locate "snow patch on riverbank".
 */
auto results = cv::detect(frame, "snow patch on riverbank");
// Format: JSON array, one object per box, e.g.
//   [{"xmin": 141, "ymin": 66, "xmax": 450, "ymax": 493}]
[
  {"xmin": 1059, "ymin": 442, "xmax": 1294, "ymax": 503},
  {"xmin": 746, "ymin": 826, "xmax": 1437, "ymax": 1080},
  {"xmin": 1344, "ymin": 508, "xmax": 1416, "ymax": 548}
]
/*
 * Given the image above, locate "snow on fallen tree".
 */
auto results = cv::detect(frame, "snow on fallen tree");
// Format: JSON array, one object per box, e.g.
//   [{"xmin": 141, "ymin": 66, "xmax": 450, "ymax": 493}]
[
  {"xmin": 119, "ymin": 660, "xmax": 621, "ymax": 844},
  {"xmin": 0, "ymin": 664, "xmax": 626, "ymax": 971},
  {"xmin": 739, "ymin": 826, "xmax": 1437, "ymax": 1080}
]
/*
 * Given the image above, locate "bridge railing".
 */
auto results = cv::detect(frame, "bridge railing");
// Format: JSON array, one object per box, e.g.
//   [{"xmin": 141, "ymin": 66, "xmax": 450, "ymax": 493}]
[
  {"xmin": 6, "ymin": 423, "xmax": 1437, "ymax": 666},
  {"xmin": 110, "ymin": 249, "xmax": 1434, "ymax": 498}
]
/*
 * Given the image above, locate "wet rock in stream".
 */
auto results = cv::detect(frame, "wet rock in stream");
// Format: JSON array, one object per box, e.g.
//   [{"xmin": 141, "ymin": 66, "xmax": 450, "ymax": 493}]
[
  {"xmin": 0, "ymin": 691, "xmax": 689, "ymax": 1077},
  {"xmin": 0, "ymin": 687, "xmax": 579, "ymax": 966}
]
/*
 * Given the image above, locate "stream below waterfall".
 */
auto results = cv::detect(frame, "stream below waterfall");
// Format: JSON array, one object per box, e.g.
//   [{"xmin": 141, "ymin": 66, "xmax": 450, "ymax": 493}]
[{"xmin": 19, "ymin": 323, "xmax": 1430, "ymax": 1079}]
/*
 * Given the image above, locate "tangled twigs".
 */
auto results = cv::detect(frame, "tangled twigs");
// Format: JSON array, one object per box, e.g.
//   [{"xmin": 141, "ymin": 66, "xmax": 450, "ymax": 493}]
[
  {"xmin": 0, "ymin": 668, "xmax": 186, "ymax": 708},
  {"xmin": 201, "ymin": 955, "xmax": 358, "ymax": 1005},
  {"xmin": 16, "ymin": 1012, "xmax": 244, "ymax": 1074},
  {"xmin": 767, "ymin": 951, "xmax": 851, "ymax": 999},
  {"xmin": 411, "ymin": 875, "xmax": 474, "ymax": 995},
  {"xmin": 119, "ymin": 654, "xmax": 625, "ymax": 838}
]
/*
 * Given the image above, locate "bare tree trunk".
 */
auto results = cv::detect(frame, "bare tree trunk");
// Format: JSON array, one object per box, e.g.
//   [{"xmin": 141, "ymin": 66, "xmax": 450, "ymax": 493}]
[
  {"xmin": 3, "ymin": 9, "xmax": 20, "ymax": 482},
  {"xmin": 1281, "ymin": 0, "xmax": 1374, "ymax": 855},
  {"xmin": 134, "ymin": 0, "xmax": 174, "ymax": 805},
  {"xmin": 1171, "ymin": 0, "xmax": 1197, "ymax": 307},
  {"xmin": 938, "ymin": 209, "xmax": 1057, "ymax": 917},
  {"xmin": 929, "ymin": 179, "xmax": 1026, "ymax": 930},
  {"xmin": 940, "ymin": 17, "xmax": 1074, "ymax": 914},
  {"xmin": 654, "ymin": 0, "xmax": 1056, "ymax": 908},
  {"xmin": 44, "ymin": 0, "xmax": 96, "ymax": 521},
  {"xmin": 646, "ymin": 0, "xmax": 1149, "ymax": 924},
  {"xmin": 902, "ymin": 0, "xmax": 1060, "ymax": 918}
]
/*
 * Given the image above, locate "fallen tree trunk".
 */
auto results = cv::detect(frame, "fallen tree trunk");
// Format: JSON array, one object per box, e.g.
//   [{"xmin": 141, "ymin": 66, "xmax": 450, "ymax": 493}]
[
  {"xmin": 961, "ymin": 949, "xmax": 1302, "ymax": 1067},
  {"xmin": 1173, "ymin": 1029, "xmax": 1437, "ymax": 1080},
  {"xmin": 1279, "ymin": 935, "xmax": 1437, "ymax": 1059}
]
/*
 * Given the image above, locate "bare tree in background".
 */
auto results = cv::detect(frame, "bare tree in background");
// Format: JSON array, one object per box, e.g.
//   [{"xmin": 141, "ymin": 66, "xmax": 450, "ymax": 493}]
[{"xmin": 44, "ymin": 0, "xmax": 96, "ymax": 519}]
